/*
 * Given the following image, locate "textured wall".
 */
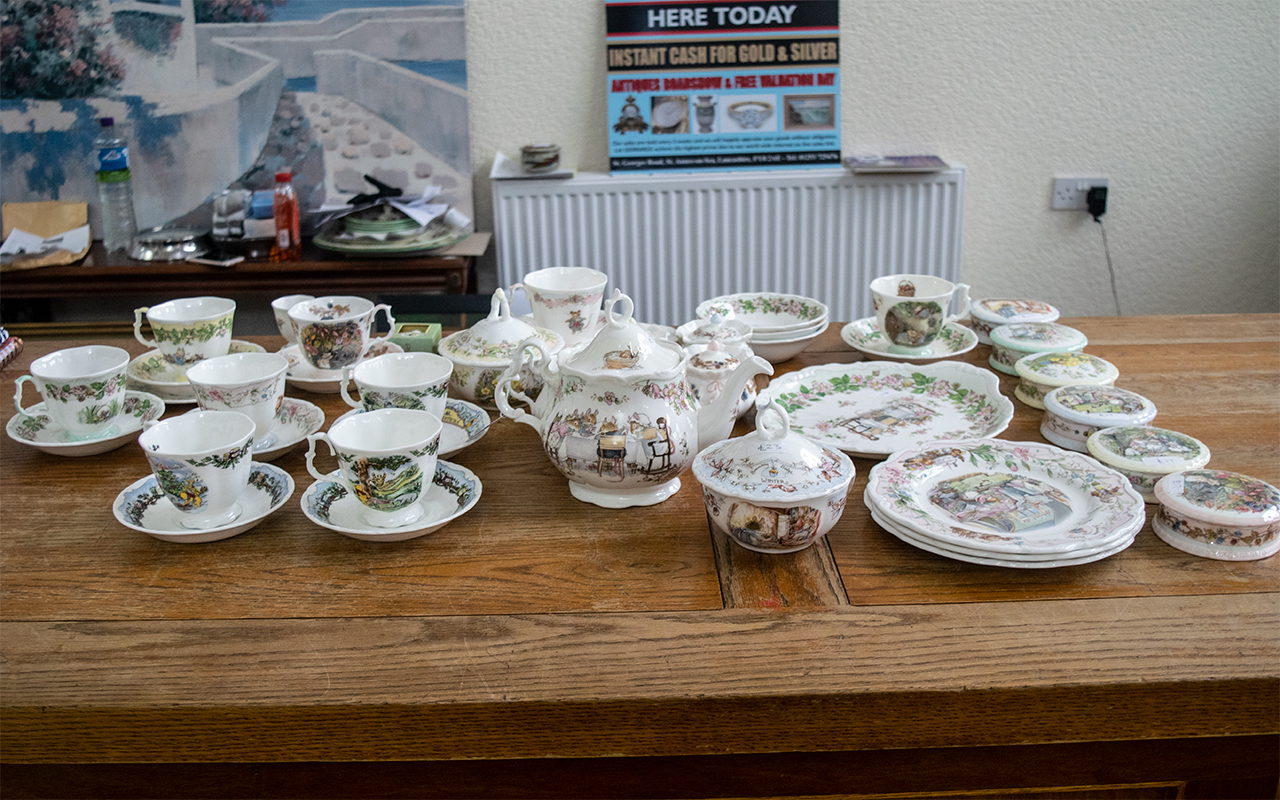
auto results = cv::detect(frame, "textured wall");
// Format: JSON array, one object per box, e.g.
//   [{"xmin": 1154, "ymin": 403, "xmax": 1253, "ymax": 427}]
[{"xmin": 466, "ymin": 0, "xmax": 1279, "ymax": 316}]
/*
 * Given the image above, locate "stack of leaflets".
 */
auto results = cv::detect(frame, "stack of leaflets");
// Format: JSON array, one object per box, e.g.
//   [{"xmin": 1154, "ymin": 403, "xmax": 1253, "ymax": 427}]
[{"xmin": 844, "ymin": 155, "xmax": 950, "ymax": 173}]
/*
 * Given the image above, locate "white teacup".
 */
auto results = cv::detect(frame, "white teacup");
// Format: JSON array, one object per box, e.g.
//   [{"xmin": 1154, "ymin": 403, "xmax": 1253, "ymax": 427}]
[
  {"xmin": 133, "ymin": 296, "xmax": 236, "ymax": 366},
  {"xmin": 305, "ymin": 408, "xmax": 442, "ymax": 529},
  {"xmin": 510, "ymin": 267, "xmax": 607, "ymax": 347},
  {"xmin": 271, "ymin": 294, "xmax": 314, "ymax": 345},
  {"xmin": 341, "ymin": 352, "xmax": 452, "ymax": 417},
  {"xmin": 185, "ymin": 352, "xmax": 289, "ymax": 451},
  {"xmin": 287, "ymin": 295, "xmax": 396, "ymax": 372},
  {"xmin": 138, "ymin": 410, "xmax": 256, "ymax": 529},
  {"xmin": 13, "ymin": 345, "xmax": 131, "ymax": 441},
  {"xmin": 869, "ymin": 274, "xmax": 971, "ymax": 353}
]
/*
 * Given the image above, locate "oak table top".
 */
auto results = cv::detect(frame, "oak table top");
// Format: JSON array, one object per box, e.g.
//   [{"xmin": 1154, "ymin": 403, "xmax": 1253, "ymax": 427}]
[{"xmin": 1, "ymin": 313, "xmax": 1276, "ymax": 798}]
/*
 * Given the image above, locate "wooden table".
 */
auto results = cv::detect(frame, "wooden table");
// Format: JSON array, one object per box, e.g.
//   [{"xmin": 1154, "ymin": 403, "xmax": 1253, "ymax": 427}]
[{"xmin": 2, "ymin": 314, "xmax": 1276, "ymax": 799}]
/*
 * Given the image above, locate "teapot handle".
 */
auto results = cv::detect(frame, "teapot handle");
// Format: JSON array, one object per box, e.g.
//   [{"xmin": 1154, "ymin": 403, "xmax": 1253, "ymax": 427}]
[
  {"xmin": 495, "ymin": 336, "xmax": 550, "ymax": 431},
  {"xmin": 753, "ymin": 393, "xmax": 790, "ymax": 442}
]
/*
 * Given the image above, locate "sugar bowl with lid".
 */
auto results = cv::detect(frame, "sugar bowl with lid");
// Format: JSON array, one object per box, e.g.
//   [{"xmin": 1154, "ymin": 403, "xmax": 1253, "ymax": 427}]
[{"xmin": 693, "ymin": 395, "xmax": 854, "ymax": 554}]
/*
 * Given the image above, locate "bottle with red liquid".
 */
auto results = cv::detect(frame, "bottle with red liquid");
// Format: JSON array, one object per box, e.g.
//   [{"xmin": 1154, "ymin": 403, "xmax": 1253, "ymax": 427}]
[{"xmin": 270, "ymin": 170, "xmax": 301, "ymax": 261}]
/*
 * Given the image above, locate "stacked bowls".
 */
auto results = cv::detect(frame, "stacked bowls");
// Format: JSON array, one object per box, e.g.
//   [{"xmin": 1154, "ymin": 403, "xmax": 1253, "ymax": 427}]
[{"xmin": 695, "ymin": 292, "xmax": 828, "ymax": 363}]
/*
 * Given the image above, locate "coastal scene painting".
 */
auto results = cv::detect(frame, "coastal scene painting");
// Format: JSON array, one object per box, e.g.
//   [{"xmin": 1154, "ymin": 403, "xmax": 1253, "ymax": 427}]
[{"xmin": 0, "ymin": 0, "xmax": 470, "ymax": 236}]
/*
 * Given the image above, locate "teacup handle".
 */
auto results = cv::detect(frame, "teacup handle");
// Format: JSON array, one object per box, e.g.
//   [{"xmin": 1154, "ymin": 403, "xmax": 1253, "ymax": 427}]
[
  {"xmin": 339, "ymin": 366, "xmax": 362, "ymax": 409},
  {"xmin": 12, "ymin": 375, "xmax": 39, "ymax": 418},
  {"xmin": 133, "ymin": 306, "xmax": 156, "ymax": 349},
  {"xmin": 945, "ymin": 283, "xmax": 971, "ymax": 325},
  {"xmin": 305, "ymin": 432, "xmax": 339, "ymax": 483},
  {"xmin": 368, "ymin": 303, "xmax": 397, "ymax": 347}
]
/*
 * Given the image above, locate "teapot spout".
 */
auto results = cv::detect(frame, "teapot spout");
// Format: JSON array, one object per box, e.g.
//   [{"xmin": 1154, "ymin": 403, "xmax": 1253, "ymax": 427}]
[{"xmin": 695, "ymin": 353, "xmax": 773, "ymax": 452}]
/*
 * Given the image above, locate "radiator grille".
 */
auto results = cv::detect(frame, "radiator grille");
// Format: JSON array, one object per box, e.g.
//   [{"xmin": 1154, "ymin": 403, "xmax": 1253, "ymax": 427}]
[{"xmin": 492, "ymin": 166, "xmax": 964, "ymax": 326}]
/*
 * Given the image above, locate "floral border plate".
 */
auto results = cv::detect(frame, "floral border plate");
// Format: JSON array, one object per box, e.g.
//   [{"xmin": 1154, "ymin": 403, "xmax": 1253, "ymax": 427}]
[
  {"xmin": 126, "ymin": 340, "xmax": 266, "ymax": 403},
  {"xmin": 301, "ymin": 460, "xmax": 481, "ymax": 542},
  {"xmin": 113, "ymin": 463, "xmax": 294, "ymax": 543},
  {"xmin": 865, "ymin": 439, "xmax": 1146, "ymax": 554},
  {"xmin": 840, "ymin": 318, "xmax": 978, "ymax": 361},
  {"xmin": 6, "ymin": 391, "xmax": 165, "ymax": 456},
  {"xmin": 768, "ymin": 361, "xmax": 1013, "ymax": 458}
]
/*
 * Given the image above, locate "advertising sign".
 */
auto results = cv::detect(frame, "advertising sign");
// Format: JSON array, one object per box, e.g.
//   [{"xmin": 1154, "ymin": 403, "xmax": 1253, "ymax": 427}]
[{"xmin": 606, "ymin": 0, "xmax": 840, "ymax": 172}]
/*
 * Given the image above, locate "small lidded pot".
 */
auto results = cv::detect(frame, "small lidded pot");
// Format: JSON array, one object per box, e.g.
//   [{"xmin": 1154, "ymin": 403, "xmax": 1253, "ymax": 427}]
[
  {"xmin": 676, "ymin": 312, "xmax": 753, "ymax": 349},
  {"xmin": 1013, "ymin": 351, "xmax": 1118, "ymax": 409},
  {"xmin": 988, "ymin": 322, "xmax": 1087, "ymax": 375},
  {"xmin": 437, "ymin": 288, "xmax": 563, "ymax": 408},
  {"xmin": 1041, "ymin": 384, "xmax": 1157, "ymax": 452},
  {"xmin": 693, "ymin": 396, "xmax": 854, "ymax": 554},
  {"xmin": 1152, "ymin": 469, "xmax": 1280, "ymax": 561},
  {"xmin": 1087, "ymin": 425, "xmax": 1210, "ymax": 502},
  {"xmin": 969, "ymin": 298, "xmax": 1059, "ymax": 345}
]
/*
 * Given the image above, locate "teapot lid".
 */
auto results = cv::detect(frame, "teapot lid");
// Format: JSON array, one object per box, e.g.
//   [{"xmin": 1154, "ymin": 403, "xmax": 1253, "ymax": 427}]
[
  {"xmin": 563, "ymin": 290, "xmax": 682, "ymax": 375},
  {"xmin": 677, "ymin": 312, "xmax": 753, "ymax": 346},
  {"xmin": 693, "ymin": 395, "xmax": 855, "ymax": 501},
  {"xmin": 439, "ymin": 288, "xmax": 563, "ymax": 364}
]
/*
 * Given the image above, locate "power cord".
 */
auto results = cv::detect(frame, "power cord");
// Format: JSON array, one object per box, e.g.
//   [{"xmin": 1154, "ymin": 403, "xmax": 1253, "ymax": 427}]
[{"xmin": 1088, "ymin": 187, "xmax": 1122, "ymax": 316}]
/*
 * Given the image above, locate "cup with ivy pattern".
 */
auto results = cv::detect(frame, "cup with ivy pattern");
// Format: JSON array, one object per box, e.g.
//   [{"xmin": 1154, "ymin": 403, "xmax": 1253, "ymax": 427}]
[
  {"xmin": 14, "ymin": 345, "xmax": 130, "ymax": 441},
  {"xmin": 305, "ymin": 408, "xmax": 441, "ymax": 528},
  {"xmin": 340, "ymin": 352, "xmax": 452, "ymax": 418},
  {"xmin": 133, "ymin": 296, "xmax": 236, "ymax": 367},
  {"xmin": 138, "ymin": 410, "xmax": 256, "ymax": 529}
]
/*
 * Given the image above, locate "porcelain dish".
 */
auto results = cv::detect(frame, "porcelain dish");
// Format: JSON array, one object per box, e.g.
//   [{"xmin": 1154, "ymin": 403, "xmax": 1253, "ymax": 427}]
[
  {"xmin": 1086, "ymin": 425, "xmax": 1209, "ymax": 502},
  {"xmin": 767, "ymin": 361, "xmax": 1014, "ymax": 458},
  {"xmin": 127, "ymin": 340, "xmax": 266, "ymax": 402},
  {"xmin": 695, "ymin": 292, "xmax": 828, "ymax": 335},
  {"xmin": 1152, "ymin": 469, "xmax": 1280, "ymax": 561},
  {"xmin": 968, "ymin": 298, "xmax": 1060, "ymax": 345},
  {"xmin": 1013, "ymin": 351, "xmax": 1119, "ymax": 409},
  {"xmin": 113, "ymin": 463, "xmax": 294, "ymax": 543},
  {"xmin": 865, "ymin": 438, "xmax": 1146, "ymax": 555},
  {"xmin": 748, "ymin": 325, "xmax": 824, "ymax": 364},
  {"xmin": 280, "ymin": 341, "xmax": 404, "ymax": 393},
  {"xmin": 6, "ymin": 390, "xmax": 165, "ymax": 456},
  {"xmin": 988, "ymin": 322, "xmax": 1087, "ymax": 375},
  {"xmin": 334, "ymin": 398, "xmax": 490, "ymax": 458},
  {"xmin": 301, "ymin": 460, "xmax": 482, "ymax": 542},
  {"xmin": 1041, "ymin": 385, "xmax": 1159, "ymax": 453},
  {"xmin": 694, "ymin": 398, "xmax": 854, "ymax": 554},
  {"xmin": 841, "ymin": 318, "xmax": 978, "ymax": 361},
  {"xmin": 253, "ymin": 398, "xmax": 326, "ymax": 462}
]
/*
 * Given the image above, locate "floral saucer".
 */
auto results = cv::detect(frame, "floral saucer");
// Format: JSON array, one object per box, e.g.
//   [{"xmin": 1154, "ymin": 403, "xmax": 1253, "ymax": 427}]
[
  {"xmin": 280, "ymin": 341, "xmax": 404, "ymax": 393},
  {"xmin": 127, "ymin": 340, "xmax": 266, "ymax": 403},
  {"xmin": 112, "ymin": 463, "xmax": 294, "ymax": 543},
  {"xmin": 840, "ymin": 318, "xmax": 978, "ymax": 361},
  {"xmin": 767, "ymin": 361, "xmax": 1013, "ymax": 458},
  {"xmin": 332, "ymin": 398, "xmax": 490, "ymax": 458},
  {"xmin": 6, "ymin": 391, "xmax": 166, "ymax": 456},
  {"xmin": 254, "ymin": 398, "xmax": 325, "ymax": 462},
  {"xmin": 301, "ymin": 460, "xmax": 482, "ymax": 542}
]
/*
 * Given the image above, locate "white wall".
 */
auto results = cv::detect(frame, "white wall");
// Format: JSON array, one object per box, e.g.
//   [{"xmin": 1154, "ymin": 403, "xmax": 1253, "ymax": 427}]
[{"xmin": 465, "ymin": 0, "xmax": 1279, "ymax": 317}]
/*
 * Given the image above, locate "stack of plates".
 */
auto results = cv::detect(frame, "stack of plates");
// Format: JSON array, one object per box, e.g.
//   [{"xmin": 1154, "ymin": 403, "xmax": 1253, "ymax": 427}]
[
  {"xmin": 696, "ymin": 292, "xmax": 829, "ymax": 363},
  {"xmin": 864, "ymin": 438, "xmax": 1146, "ymax": 568}
]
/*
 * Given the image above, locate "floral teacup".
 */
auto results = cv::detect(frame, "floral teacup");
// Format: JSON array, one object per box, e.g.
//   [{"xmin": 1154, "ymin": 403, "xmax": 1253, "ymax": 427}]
[
  {"xmin": 509, "ymin": 267, "xmax": 607, "ymax": 348},
  {"xmin": 13, "ymin": 345, "xmax": 130, "ymax": 441},
  {"xmin": 341, "ymin": 352, "xmax": 452, "ymax": 417},
  {"xmin": 185, "ymin": 353, "xmax": 289, "ymax": 451},
  {"xmin": 288, "ymin": 296, "xmax": 396, "ymax": 372},
  {"xmin": 133, "ymin": 296, "xmax": 236, "ymax": 366},
  {"xmin": 138, "ymin": 410, "xmax": 255, "ymax": 529},
  {"xmin": 869, "ymin": 274, "xmax": 970, "ymax": 354}
]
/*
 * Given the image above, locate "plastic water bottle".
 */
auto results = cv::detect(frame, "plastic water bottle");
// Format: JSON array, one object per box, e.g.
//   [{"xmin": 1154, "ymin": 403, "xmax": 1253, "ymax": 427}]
[
  {"xmin": 270, "ymin": 170, "xmax": 301, "ymax": 261},
  {"xmin": 94, "ymin": 117, "xmax": 138, "ymax": 253}
]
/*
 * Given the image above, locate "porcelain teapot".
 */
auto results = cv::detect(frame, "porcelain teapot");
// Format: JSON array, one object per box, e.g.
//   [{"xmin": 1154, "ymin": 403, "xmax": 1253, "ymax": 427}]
[{"xmin": 495, "ymin": 290, "xmax": 772, "ymax": 508}]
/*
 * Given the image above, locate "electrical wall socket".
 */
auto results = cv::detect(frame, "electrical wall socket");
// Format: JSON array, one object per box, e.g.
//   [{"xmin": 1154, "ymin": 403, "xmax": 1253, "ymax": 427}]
[{"xmin": 1053, "ymin": 177, "xmax": 1109, "ymax": 210}]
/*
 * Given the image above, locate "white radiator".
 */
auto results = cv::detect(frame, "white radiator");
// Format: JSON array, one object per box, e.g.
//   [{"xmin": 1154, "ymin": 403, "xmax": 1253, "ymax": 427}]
[{"xmin": 492, "ymin": 166, "xmax": 965, "ymax": 326}]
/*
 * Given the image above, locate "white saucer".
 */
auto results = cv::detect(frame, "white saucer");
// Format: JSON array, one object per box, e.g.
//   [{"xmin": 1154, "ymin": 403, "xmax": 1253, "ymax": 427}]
[
  {"xmin": 6, "ymin": 391, "xmax": 166, "ymax": 456},
  {"xmin": 255, "ymin": 397, "xmax": 325, "ymax": 461},
  {"xmin": 280, "ymin": 341, "xmax": 404, "ymax": 394},
  {"xmin": 112, "ymin": 463, "xmax": 295, "ymax": 543},
  {"xmin": 126, "ymin": 340, "xmax": 267, "ymax": 403},
  {"xmin": 841, "ymin": 318, "xmax": 979, "ymax": 361},
  {"xmin": 331, "ymin": 398, "xmax": 490, "ymax": 457},
  {"xmin": 301, "ymin": 460, "xmax": 481, "ymax": 542}
]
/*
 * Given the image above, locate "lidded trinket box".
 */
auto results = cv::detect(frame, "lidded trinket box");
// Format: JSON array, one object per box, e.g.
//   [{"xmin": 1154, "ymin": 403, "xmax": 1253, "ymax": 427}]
[
  {"xmin": 1086, "ymin": 425, "xmax": 1209, "ymax": 502},
  {"xmin": 988, "ymin": 322, "xmax": 1087, "ymax": 375},
  {"xmin": 969, "ymin": 298, "xmax": 1059, "ymax": 345},
  {"xmin": 1152, "ymin": 469, "xmax": 1280, "ymax": 561},
  {"xmin": 437, "ymin": 288, "xmax": 563, "ymax": 407},
  {"xmin": 1014, "ymin": 351, "xmax": 1118, "ymax": 409},
  {"xmin": 1041, "ymin": 385, "xmax": 1157, "ymax": 452}
]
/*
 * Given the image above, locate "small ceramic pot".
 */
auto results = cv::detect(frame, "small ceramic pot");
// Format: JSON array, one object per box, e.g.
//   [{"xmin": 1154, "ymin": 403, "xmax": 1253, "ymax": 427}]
[
  {"xmin": 693, "ymin": 397, "xmax": 854, "ymax": 554},
  {"xmin": 1152, "ymin": 469, "xmax": 1280, "ymax": 561},
  {"xmin": 1041, "ymin": 385, "xmax": 1157, "ymax": 453},
  {"xmin": 676, "ymin": 313, "xmax": 753, "ymax": 349},
  {"xmin": 521, "ymin": 143, "xmax": 560, "ymax": 173},
  {"xmin": 1087, "ymin": 425, "xmax": 1210, "ymax": 502},
  {"xmin": 1013, "ymin": 351, "xmax": 1118, "ymax": 409},
  {"xmin": 988, "ymin": 322, "xmax": 1087, "ymax": 375},
  {"xmin": 685, "ymin": 340, "xmax": 768, "ymax": 420},
  {"xmin": 969, "ymin": 298, "xmax": 1059, "ymax": 345},
  {"xmin": 438, "ymin": 288, "xmax": 563, "ymax": 408}
]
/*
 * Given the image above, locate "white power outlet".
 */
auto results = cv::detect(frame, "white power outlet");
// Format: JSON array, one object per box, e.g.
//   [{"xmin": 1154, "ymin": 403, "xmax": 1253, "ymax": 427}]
[{"xmin": 1053, "ymin": 177, "xmax": 1109, "ymax": 210}]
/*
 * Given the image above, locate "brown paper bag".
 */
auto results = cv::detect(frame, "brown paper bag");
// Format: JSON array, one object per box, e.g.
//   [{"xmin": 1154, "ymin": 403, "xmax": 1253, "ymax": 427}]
[{"xmin": 0, "ymin": 201, "xmax": 91, "ymax": 272}]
